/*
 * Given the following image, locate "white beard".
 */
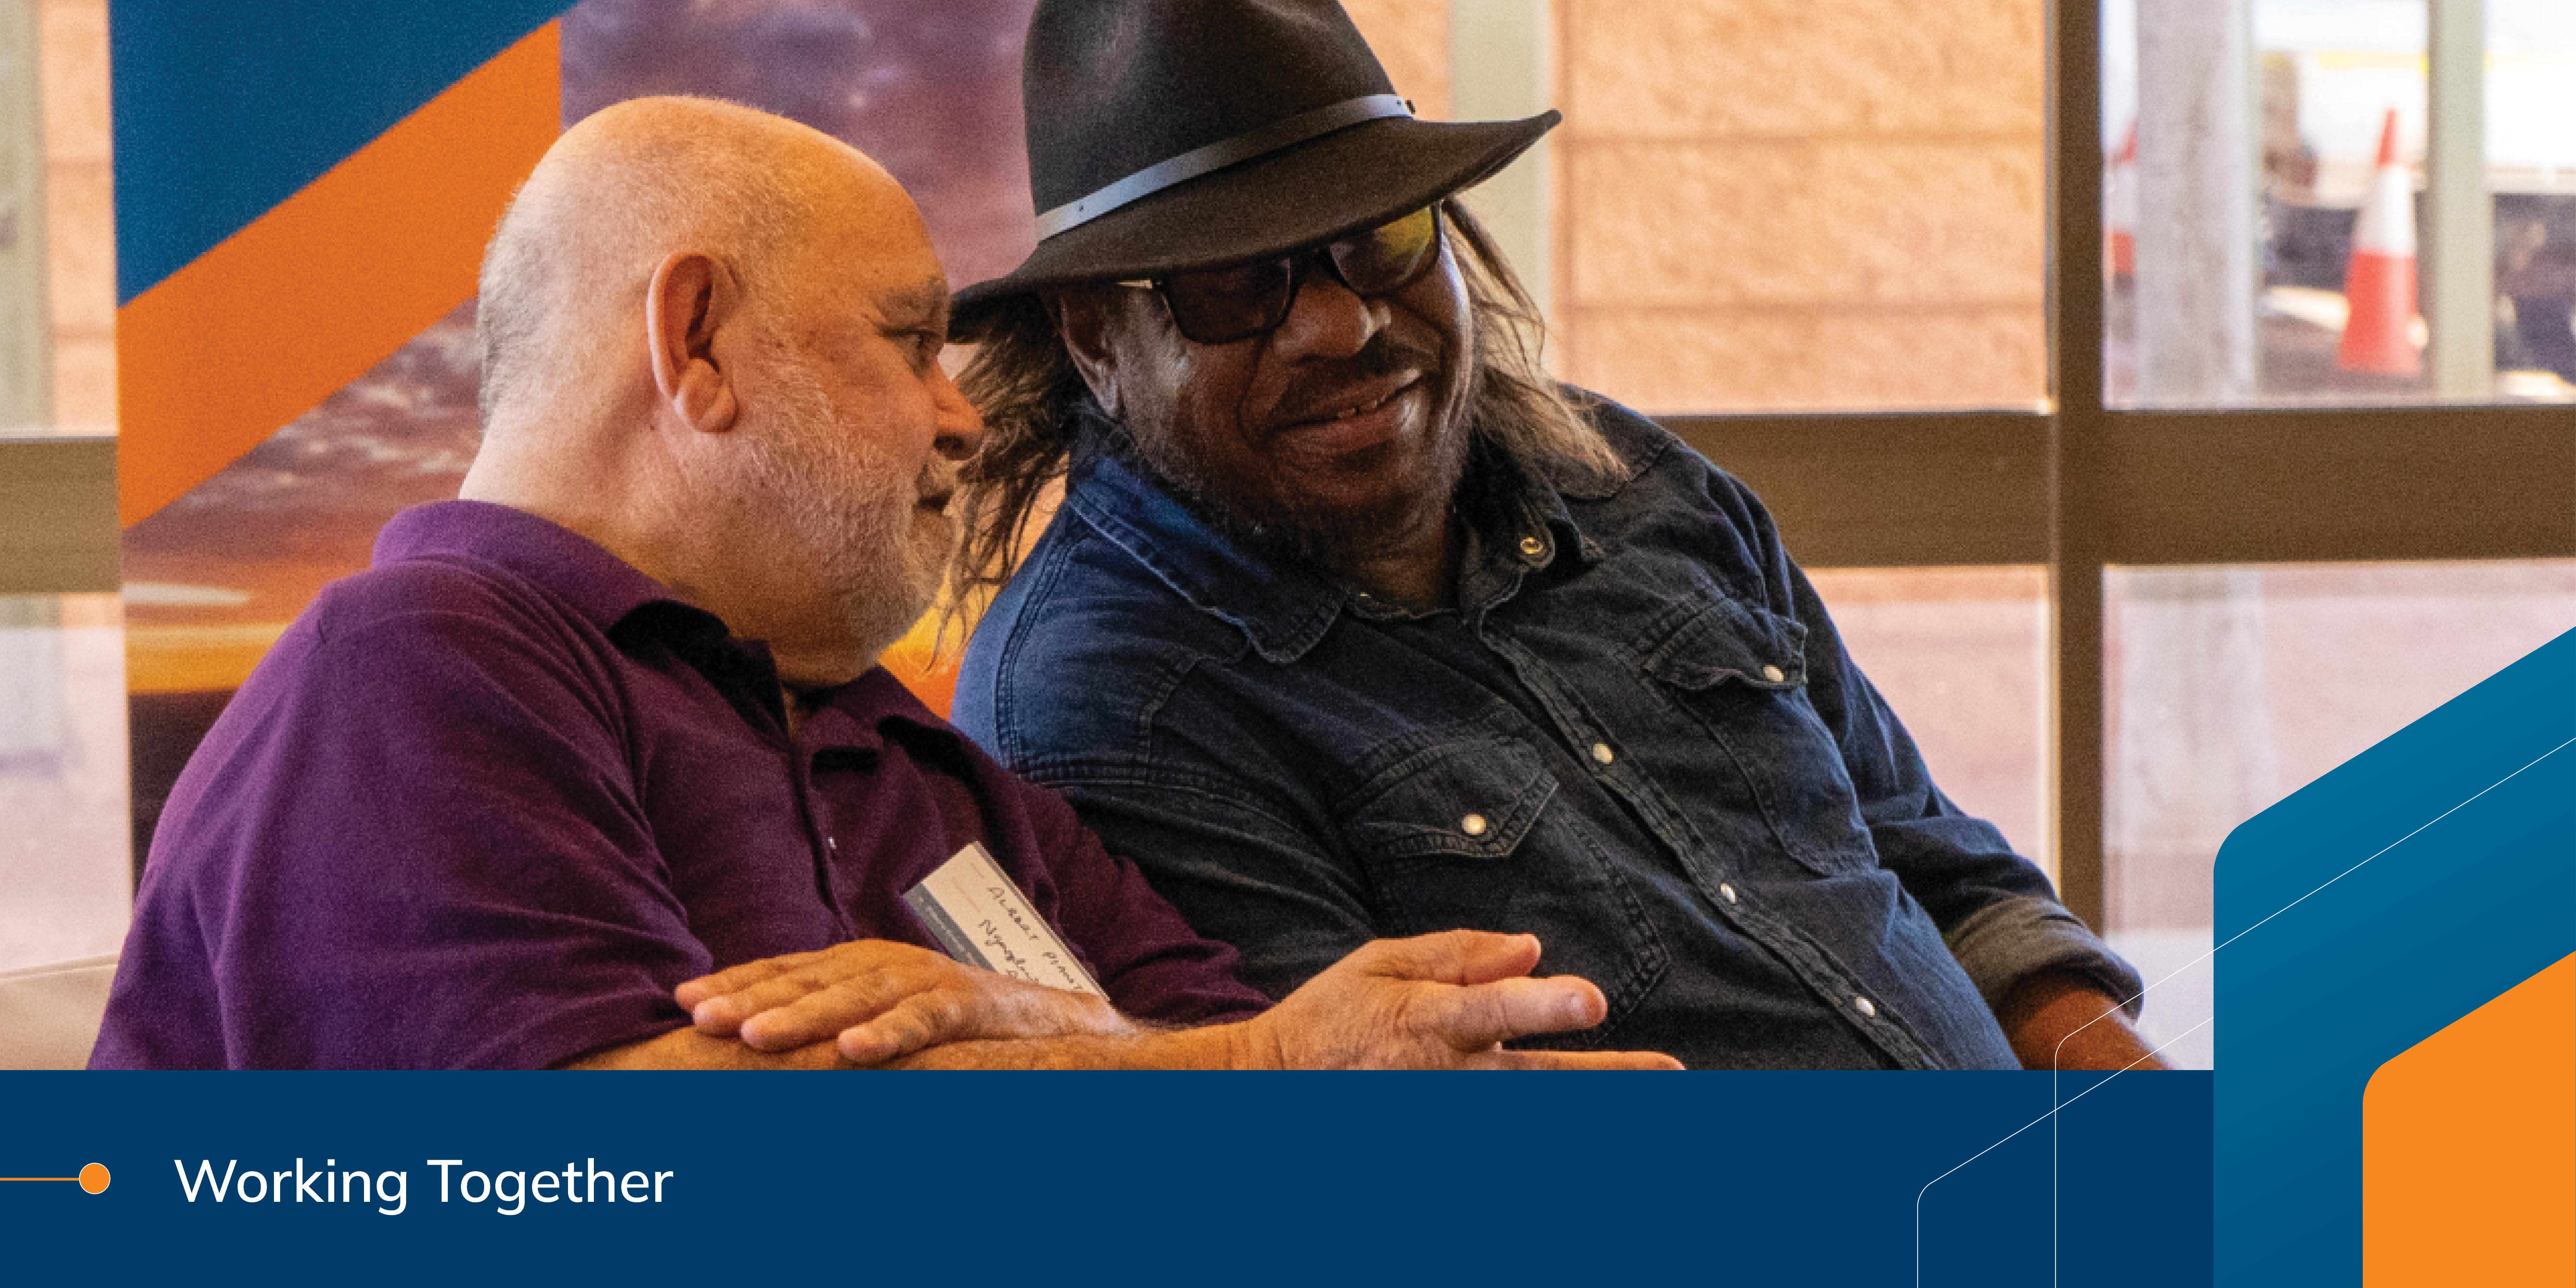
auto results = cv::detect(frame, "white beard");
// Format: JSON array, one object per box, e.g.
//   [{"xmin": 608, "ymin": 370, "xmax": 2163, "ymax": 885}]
[{"xmin": 743, "ymin": 355, "xmax": 954, "ymax": 669}]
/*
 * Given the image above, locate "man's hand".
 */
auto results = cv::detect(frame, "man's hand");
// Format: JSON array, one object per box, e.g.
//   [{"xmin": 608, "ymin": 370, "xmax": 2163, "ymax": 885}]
[
  {"xmin": 675, "ymin": 939, "xmax": 1133, "ymax": 1065},
  {"xmin": 1236, "ymin": 930, "xmax": 1683, "ymax": 1070},
  {"xmin": 1997, "ymin": 969, "xmax": 2167, "ymax": 1071},
  {"xmin": 678, "ymin": 930, "xmax": 1679, "ymax": 1070}
]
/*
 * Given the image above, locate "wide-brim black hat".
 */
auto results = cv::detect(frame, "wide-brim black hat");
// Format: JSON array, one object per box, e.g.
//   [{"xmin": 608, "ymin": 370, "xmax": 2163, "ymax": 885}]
[{"xmin": 952, "ymin": 0, "xmax": 1558, "ymax": 339}]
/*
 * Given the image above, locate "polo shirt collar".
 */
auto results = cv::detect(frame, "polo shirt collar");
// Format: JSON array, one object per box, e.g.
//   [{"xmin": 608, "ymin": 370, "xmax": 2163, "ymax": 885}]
[
  {"xmin": 377, "ymin": 501, "xmax": 967, "ymax": 761},
  {"xmin": 374, "ymin": 500, "xmax": 679, "ymax": 633}
]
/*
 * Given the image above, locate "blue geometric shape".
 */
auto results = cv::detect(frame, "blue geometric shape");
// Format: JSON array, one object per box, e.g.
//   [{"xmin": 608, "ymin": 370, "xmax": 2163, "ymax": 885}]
[
  {"xmin": 2216, "ymin": 629, "xmax": 2576, "ymax": 1286},
  {"xmin": 109, "ymin": 0, "xmax": 567, "ymax": 303}
]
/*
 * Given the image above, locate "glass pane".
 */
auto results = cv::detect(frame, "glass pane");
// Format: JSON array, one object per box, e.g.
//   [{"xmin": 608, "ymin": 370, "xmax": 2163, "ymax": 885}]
[
  {"xmin": 0, "ymin": 594, "xmax": 129, "ymax": 971},
  {"xmin": 2105, "ymin": 0, "xmax": 2576, "ymax": 407},
  {"xmin": 2103, "ymin": 558, "xmax": 2576, "ymax": 1069},
  {"xmin": 1808, "ymin": 567, "xmax": 2052, "ymax": 876},
  {"xmin": 2491, "ymin": 2, "xmax": 2576, "ymax": 393},
  {"xmin": 1558, "ymin": 0, "xmax": 2049, "ymax": 413}
]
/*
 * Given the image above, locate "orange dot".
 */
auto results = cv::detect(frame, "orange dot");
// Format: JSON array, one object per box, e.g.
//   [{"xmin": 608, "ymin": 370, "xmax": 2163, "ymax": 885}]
[{"xmin": 78, "ymin": 1163, "xmax": 108, "ymax": 1194}]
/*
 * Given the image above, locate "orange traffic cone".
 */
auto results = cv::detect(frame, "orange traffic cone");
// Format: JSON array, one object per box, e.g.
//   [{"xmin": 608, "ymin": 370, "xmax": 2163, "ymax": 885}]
[
  {"xmin": 2106, "ymin": 122, "xmax": 2138, "ymax": 279},
  {"xmin": 2338, "ymin": 108, "xmax": 2420, "ymax": 375}
]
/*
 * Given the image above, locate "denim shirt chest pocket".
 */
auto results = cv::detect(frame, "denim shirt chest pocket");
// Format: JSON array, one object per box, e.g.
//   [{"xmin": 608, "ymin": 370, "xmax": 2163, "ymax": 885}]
[
  {"xmin": 1632, "ymin": 590, "xmax": 1880, "ymax": 878},
  {"xmin": 1340, "ymin": 734, "xmax": 1667, "ymax": 1044}
]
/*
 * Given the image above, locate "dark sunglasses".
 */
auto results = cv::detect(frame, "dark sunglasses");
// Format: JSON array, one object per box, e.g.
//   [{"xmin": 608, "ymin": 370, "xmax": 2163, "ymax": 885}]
[{"xmin": 1116, "ymin": 205, "xmax": 1445, "ymax": 345}]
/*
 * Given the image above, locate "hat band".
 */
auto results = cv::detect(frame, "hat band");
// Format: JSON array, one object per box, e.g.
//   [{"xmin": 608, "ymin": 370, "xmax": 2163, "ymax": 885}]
[{"xmin": 1033, "ymin": 94, "xmax": 1413, "ymax": 240}]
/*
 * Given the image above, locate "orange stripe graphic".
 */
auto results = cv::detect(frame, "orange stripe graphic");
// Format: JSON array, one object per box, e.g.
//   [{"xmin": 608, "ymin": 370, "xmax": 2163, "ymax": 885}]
[
  {"xmin": 117, "ymin": 23, "xmax": 561, "ymax": 526},
  {"xmin": 2363, "ymin": 953, "xmax": 2576, "ymax": 1286}
]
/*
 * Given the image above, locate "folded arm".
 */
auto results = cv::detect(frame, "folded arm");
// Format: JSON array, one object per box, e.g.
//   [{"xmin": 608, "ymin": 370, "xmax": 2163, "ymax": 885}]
[{"xmin": 615, "ymin": 930, "xmax": 1680, "ymax": 1070}]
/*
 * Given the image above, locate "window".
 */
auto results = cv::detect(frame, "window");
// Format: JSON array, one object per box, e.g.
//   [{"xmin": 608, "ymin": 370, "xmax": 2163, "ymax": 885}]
[{"xmin": 2106, "ymin": 0, "xmax": 2576, "ymax": 407}]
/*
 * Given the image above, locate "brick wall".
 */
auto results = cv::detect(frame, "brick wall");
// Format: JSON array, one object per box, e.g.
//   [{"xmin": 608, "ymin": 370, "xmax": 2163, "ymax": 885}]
[
  {"xmin": 1343, "ymin": 0, "xmax": 1452, "ymax": 119},
  {"xmin": 1556, "ymin": 0, "xmax": 2048, "ymax": 412}
]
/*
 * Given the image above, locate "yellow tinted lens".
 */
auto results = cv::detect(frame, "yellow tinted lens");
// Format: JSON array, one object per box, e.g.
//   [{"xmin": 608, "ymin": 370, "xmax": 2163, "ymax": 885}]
[{"xmin": 1331, "ymin": 206, "xmax": 1440, "ymax": 294}]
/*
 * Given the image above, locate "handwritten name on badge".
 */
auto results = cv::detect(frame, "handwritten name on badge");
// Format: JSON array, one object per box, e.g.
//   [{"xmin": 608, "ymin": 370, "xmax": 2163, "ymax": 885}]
[{"xmin": 902, "ymin": 843, "xmax": 1107, "ymax": 998}]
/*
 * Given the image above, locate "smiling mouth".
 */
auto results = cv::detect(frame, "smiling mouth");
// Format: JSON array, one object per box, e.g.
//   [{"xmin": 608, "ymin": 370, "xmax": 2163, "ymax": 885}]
[
  {"xmin": 1280, "ymin": 373, "xmax": 1421, "ymax": 434},
  {"xmin": 1328, "ymin": 385, "xmax": 1402, "ymax": 421}
]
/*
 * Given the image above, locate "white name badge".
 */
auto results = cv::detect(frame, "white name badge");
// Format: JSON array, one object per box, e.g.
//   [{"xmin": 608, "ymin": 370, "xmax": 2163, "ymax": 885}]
[{"xmin": 902, "ymin": 843, "xmax": 1108, "ymax": 999}]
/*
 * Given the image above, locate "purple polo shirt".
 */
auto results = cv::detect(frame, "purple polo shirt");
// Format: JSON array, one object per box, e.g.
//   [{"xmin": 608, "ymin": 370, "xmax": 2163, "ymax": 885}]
[{"xmin": 92, "ymin": 500, "xmax": 1268, "ymax": 1069}]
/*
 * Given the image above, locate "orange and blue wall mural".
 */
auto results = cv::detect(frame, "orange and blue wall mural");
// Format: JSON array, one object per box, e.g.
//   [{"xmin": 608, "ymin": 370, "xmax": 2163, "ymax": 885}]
[{"xmin": 116, "ymin": 0, "xmax": 1042, "ymax": 857}]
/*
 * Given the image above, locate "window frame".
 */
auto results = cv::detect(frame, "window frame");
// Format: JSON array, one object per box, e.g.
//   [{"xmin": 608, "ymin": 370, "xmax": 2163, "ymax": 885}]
[{"xmin": 1670, "ymin": 2, "xmax": 2576, "ymax": 926}]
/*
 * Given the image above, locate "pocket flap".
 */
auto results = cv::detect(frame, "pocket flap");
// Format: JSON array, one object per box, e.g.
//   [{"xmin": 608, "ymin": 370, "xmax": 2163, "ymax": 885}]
[
  {"xmin": 1348, "ymin": 737, "xmax": 1558, "ymax": 861},
  {"xmin": 1635, "ymin": 592, "xmax": 1810, "ymax": 691}
]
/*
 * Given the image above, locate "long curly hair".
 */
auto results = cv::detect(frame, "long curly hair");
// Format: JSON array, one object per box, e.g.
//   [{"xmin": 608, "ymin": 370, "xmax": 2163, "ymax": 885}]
[{"xmin": 945, "ymin": 199, "xmax": 1625, "ymax": 621}]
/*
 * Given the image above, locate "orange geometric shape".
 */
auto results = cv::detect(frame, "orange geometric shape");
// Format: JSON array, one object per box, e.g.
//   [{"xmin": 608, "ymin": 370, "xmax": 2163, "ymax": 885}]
[
  {"xmin": 2363, "ymin": 952, "xmax": 2576, "ymax": 1286},
  {"xmin": 78, "ymin": 1163, "xmax": 109, "ymax": 1194},
  {"xmin": 116, "ymin": 22, "xmax": 561, "ymax": 527}
]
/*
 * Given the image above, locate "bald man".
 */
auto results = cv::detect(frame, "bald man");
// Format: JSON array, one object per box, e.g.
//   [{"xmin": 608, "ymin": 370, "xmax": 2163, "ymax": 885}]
[{"xmin": 92, "ymin": 98, "xmax": 1673, "ymax": 1071}]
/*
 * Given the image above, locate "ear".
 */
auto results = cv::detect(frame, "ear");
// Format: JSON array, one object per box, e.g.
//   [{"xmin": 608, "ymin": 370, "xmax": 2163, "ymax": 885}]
[
  {"xmin": 1049, "ymin": 289, "xmax": 1124, "ymax": 419},
  {"xmin": 646, "ymin": 250, "xmax": 741, "ymax": 435}
]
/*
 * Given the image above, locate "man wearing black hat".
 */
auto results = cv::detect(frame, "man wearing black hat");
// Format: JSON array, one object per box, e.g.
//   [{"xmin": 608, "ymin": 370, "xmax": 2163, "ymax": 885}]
[{"xmin": 947, "ymin": 0, "xmax": 2161, "ymax": 1070}]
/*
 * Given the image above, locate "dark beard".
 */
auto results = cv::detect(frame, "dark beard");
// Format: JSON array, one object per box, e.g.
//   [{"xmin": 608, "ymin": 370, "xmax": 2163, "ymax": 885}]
[{"xmin": 1092, "ymin": 330, "xmax": 1475, "ymax": 578}]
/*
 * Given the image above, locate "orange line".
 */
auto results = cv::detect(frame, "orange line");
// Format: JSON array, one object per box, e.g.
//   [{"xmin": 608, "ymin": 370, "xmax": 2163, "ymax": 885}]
[
  {"xmin": 116, "ymin": 21, "xmax": 561, "ymax": 526},
  {"xmin": 0, "ymin": 1177, "xmax": 77, "ymax": 1182}
]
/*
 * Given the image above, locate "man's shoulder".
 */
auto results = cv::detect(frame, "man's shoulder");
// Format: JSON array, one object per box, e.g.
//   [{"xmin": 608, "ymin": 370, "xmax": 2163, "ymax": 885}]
[
  {"xmin": 151, "ymin": 544, "xmax": 642, "ymax": 880},
  {"xmin": 202, "ymin": 552, "xmax": 617, "ymax": 777},
  {"xmin": 956, "ymin": 517, "xmax": 1227, "ymax": 769},
  {"xmin": 1554, "ymin": 387, "xmax": 1775, "ymax": 543},
  {"xmin": 304, "ymin": 550, "xmax": 555, "ymax": 641},
  {"xmin": 1558, "ymin": 388, "xmax": 1759, "ymax": 502},
  {"xmin": 284, "ymin": 543, "xmax": 605, "ymax": 675}
]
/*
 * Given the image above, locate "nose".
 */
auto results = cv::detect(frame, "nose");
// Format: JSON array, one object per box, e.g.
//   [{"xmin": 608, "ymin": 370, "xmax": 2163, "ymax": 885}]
[
  {"xmin": 929, "ymin": 359, "xmax": 987, "ymax": 461},
  {"xmin": 1267, "ymin": 265, "xmax": 1387, "ymax": 361}
]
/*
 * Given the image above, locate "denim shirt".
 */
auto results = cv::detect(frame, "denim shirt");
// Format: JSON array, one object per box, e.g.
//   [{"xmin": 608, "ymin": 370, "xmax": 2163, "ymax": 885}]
[{"xmin": 954, "ymin": 395, "xmax": 2142, "ymax": 1069}]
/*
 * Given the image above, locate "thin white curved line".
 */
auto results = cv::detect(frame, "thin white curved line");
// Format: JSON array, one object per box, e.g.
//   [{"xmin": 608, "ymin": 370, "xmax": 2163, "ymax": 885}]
[
  {"xmin": 1913, "ymin": 730, "xmax": 2571, "ymax": 1287},
  {"xmin": 1915, "ymin": 1018, "xmax": 2206, "ymax": 1287},
  {"xmin": 2044, "ymin": 732, "xmax": 2572, "ymax": 1285}
]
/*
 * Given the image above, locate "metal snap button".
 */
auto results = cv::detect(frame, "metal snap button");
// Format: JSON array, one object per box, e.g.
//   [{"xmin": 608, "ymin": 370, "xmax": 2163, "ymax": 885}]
[
  {"xmin": 1761, "ymin": 664, "xmax": 1786, "ymax": 683},
  {"xmin": 1590, "ymin": 742, "xmax": 1614, "ymax": 765},
  {"xmin": 1852, "ymin": 996, "xmax": 1878, "ymax": 1018},
  {"xmin": 1460, "ymin": 813, "xmax": 1489, "ymax": 837},
  {"xmin": 1719, "ymin": 883, "xmax": 1738, "ymax": 905},
  {"xmin": 1517, "ymin": 535, "xmax": 1546, "ymax": 560}
]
